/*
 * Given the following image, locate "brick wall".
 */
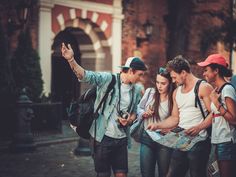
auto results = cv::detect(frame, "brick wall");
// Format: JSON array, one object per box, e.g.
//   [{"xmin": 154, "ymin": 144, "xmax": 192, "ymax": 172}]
[
  {"xmin": 122, "ymin": 0, "xmax": 232, "ymax": 86},
  {"xmin": 0, "ymin": 2, "xmax": 39, "ymax": 52},
  {"xmin": 122, "ymin": 0, "xmax": 169, "ymax": 87}
]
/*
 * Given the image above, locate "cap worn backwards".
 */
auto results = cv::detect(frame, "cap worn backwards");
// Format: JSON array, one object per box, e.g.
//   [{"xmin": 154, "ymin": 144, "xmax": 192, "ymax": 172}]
[{"xmin": 121, "ymin": 57, "xmax": 147, "ymax": 71}]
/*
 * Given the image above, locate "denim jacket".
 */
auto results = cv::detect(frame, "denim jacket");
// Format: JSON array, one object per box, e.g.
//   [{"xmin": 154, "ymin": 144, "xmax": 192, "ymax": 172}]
[{"xmin": 80, "ymin": 70, "xmax": 142, "ymax": 142}]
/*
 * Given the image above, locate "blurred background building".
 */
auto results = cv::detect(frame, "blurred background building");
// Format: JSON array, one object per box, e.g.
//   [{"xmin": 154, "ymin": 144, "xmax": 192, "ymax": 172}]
[{"xmin": 0, "ymin": 0, "xmax": 235, "ymax": 140}]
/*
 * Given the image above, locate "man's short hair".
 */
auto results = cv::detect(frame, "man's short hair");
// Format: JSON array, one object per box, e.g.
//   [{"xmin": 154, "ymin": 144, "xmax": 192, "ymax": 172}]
[{"xmin": 166, "ymin": 55, "xmax": 191, "ymax": 74}]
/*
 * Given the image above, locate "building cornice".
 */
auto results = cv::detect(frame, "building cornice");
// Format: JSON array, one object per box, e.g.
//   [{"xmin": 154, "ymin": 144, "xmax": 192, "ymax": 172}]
[
  {"xmin": 53, "ymin": 0, "xmax": 114, "ymax": 14},
  {"xmin": 39, "ymin": 0, "xmax": 55, "ymax": 11}
]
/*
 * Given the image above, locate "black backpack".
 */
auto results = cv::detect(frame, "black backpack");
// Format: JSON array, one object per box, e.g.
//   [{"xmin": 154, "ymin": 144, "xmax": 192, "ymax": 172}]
[
  {"xmin": 217, "ymin": 82, "xmax": 236, "ymax": 100},
  {"xmin": 67, "ymin": 74, "xmax": 116, "ymax": 139}
]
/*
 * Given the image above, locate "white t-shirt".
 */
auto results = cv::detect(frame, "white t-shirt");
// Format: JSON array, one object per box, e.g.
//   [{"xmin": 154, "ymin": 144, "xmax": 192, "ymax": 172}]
[
  {"xmin": 136, "ymin": 88, "xmax": 170, "ymax": 129},
  {"xmin": 211, "ymin": 84, "xmax": 236, "ymax": 144},
  {"xmin": 105, "ymin": 83, "xmax": 132, "ymax": 138}
]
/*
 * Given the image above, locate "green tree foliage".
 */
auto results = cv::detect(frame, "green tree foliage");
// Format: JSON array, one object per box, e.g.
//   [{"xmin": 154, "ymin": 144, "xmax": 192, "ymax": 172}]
[{"xmin": 11, "ymin": 28, "xmax": 43, "ymax": 102}]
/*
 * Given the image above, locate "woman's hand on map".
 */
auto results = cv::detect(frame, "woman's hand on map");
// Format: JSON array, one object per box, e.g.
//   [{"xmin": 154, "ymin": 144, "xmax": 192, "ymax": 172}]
[{"xmin": 147, "ymin": 122, "xmax": 159, "ymax": 131}]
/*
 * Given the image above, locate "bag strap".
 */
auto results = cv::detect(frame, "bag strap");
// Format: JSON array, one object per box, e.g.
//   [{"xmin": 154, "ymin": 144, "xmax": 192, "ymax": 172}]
[
  {"xmin": 217, "ymin": 82, "xmax": 236, "ymax": 103},
  {"xmin": 116, "ymin": 73, "xmax": 134, "ymax": 116},
  {"xmin": 194, "ymin": 79, "xmax": 207, "ymax": 119},
  {"xmin": 94, "ymin": 74, "xmax": 116, "ymax": 150},
  {"xmin": 218, "ymin": 82, "xmax": 235, "ymax": 93},
  {"xmin": 146, "ymin": 88, "xmax": 153, "ymax": 106},
  {"xmin": 94, "ymin": 74, "xmax": 116, "ymax": 115}
]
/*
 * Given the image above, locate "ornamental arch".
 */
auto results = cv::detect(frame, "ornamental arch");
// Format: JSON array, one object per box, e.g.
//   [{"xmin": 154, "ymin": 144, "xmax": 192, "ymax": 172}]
[
  {"xmin": 51, "ymin": 17, "xmax": 113, "ymax": 103},
  {"xmin": 39, "ymin": 0, "xmax": 123, "ymax": 96}
]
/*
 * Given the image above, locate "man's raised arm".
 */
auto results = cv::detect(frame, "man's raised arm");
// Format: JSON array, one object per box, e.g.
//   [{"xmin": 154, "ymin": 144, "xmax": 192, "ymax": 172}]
[{"xmin": 61, "ymin": 43, "xmax": 85, "ymax": 80}]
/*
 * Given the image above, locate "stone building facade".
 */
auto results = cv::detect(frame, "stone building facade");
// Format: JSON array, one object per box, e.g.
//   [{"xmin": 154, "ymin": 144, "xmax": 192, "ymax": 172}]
[
  {"xmin": 122, "ymin": 0, "xmax": 235, "ymax": 87},
  {"xmin": 1, "ymin": 0, "xmax": 235, "ymax": 94},
  {"xmin": 0, "ymin": 0, "xmax": 235, "ymax": 139}
]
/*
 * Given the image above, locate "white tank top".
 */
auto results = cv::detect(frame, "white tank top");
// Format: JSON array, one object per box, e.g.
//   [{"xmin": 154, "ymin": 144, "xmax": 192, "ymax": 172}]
[{"xmin": 176, "ymin": 84, "xmax": 207, "ymax": 138}]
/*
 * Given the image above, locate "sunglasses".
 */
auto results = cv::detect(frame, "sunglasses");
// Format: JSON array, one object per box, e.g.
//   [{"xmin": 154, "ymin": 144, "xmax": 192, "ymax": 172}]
[{"xmin": 158, "ymin": 67, "xmax": 168, "ymax": 74}]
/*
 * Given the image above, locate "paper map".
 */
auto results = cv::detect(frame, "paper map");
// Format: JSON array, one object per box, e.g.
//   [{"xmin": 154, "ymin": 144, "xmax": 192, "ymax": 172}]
[{"xmin": 146, "ymin": 127, "xmax": 206, "ymax": 151}]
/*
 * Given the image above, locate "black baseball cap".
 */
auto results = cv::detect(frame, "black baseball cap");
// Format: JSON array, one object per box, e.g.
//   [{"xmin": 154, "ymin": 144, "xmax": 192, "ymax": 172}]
[{"xmin": 120, "ymin": 57, "xmax": 147, "ymax": 71}]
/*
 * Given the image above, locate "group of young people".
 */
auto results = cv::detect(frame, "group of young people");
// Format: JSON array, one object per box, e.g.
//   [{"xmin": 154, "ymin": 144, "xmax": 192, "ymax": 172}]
[{"xmin": 61, "ymin": 43, "xmax": 236, "ymax": 177}]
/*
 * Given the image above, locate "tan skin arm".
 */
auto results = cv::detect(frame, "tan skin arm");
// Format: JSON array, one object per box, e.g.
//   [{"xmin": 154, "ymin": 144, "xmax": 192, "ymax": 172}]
[
  {"xmin": 223, "ymin": 97, "xmax": 236, "ymax": 124},
  {"xmin": 61, "ymin": 43, "xmax": 85, "ymax": 80},
  {"xmin": 210, "ymin": 87, "xmax": 236, "ymax": 125},
  {"xmin": 147, "ymin": 89, "xmax": 179, "ymax": 130},
  {"xmin": 185, "ymin": 82, "xmax": 213, "ymax": 136}
]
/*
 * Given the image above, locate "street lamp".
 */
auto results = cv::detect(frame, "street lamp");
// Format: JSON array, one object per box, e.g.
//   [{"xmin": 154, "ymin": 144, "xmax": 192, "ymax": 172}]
[
  {"xmin": 136, "ymin": 19, "xmax": 154, "ymax": 47},
  {"xmin": 143, "ymin": 19, "xmax": 153, "ymax": 40},
  {"xmin": 7, "ymin": 0, "xmax": 32, "ymax": 35}
]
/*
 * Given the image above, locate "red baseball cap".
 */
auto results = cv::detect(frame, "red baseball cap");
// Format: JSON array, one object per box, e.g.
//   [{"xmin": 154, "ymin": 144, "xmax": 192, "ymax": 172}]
[{"xmin": 197, "ymin": 54, "xmax": 228, "ymax": 68}]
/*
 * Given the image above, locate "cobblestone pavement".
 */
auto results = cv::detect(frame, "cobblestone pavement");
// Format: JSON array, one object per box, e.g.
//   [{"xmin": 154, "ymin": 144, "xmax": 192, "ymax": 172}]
[{"xmin": 0, "ymin": 139, "xmax": 141, "ymax": 177}]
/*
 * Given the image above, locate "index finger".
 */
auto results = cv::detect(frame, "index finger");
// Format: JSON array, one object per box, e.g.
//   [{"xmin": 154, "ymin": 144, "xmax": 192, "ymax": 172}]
[
  {"xmin": 211, "ymin": 87, "xmax": 218, "ymax": 93},
  {"xmin": 147, "ymin": 124, "xmax": 152, "ymax": 130},
  {"xmin": 184, "ymin": 128, "xmax": 192, "ymax": 133},
  {"xmin": 61, "ymin": 42, "xmax": 67, "ymax": 48},
  {"xmin": 68, "ymin": 44, "xmax": 72, "ymax": 50},
  {"xmin": 213, "ymin": 87, "xmax": 218, "ymax": 92}
]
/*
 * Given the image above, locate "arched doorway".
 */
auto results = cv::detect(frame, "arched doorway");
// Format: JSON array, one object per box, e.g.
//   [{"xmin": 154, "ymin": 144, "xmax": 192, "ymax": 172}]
[
  {"xmin": 51, "ymin": 24, "xmax": 103, "ymax": 118},
  {"xmin": 51, "ymin": 28, "xmax": 81, "ymax": 118},
  {"xmin": 39, "ymin": 1, "xmax": 123, "ymax": 95}
]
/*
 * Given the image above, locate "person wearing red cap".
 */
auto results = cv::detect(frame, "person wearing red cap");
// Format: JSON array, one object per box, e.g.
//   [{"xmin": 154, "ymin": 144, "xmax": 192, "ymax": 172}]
[
  {"xmin": 61, "ymin": 43, "xmax": 147, "ymax": 177},
  {"xmin": 197, "ymin": 53, "xmax": 229, "ymax": 68},
  {"xmin": 198, "ymin": 54, "xmax": 236, "ymax": 177}
]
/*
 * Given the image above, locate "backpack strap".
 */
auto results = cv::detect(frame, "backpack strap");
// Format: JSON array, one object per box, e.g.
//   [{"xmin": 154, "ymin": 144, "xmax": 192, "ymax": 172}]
[
  {"xmin": 95, "ymin": 74, "xmax": 116, "ymax": 115},
  {"xmin": 116, "ymin": 73, "xmax": 135, "ymax": 116},
  {"xmin": 94, "ymin": 74, "xmax": 116, "ymax": 151},
  {"xmin": 217, "ymin": 82, "xmax": 236, "ymax": 103},
  {"xmin": 194, "ymin": 79, "xmax": 207, "ymax": 119},
  {"xmin": 218, "ymin": 82, "xmax": 235, "ymax": 93},
  {"xmin": 100, "ymin": 74, "xmax": 116, "ymax": 114}
]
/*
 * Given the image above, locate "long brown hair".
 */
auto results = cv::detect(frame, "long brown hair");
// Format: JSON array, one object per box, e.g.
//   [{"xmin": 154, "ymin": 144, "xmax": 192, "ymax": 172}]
[{"xmin": 153, "ymin": 68, "xmax": 175, "ymax": 121}]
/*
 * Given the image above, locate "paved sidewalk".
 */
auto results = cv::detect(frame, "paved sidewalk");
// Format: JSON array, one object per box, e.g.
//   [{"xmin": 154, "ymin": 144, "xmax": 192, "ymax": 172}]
[
  {"xmin": 0, "ymin": 121, "xmax": 142, "ymax": 177},
  {"xmin": 0, "ymin": 141, "xmax": 141, "ymax": 177},
  {"xmin": 0, "ymin": 121, "xmax": 215, "ymax": 177}
]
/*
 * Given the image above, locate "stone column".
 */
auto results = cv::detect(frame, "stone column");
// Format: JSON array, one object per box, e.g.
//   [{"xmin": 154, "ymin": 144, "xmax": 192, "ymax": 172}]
[
  {"xmin": 111, "ymin": 0, "xmax": 124, "ymax": 73},
  {"xmin": 38, "ymin": 0, "xmax": 54, "ymax": 95}
]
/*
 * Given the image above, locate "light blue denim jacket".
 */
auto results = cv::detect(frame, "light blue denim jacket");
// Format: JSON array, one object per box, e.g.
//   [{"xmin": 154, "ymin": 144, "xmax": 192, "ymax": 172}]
[{"xmin": 80, "ymin": 70, "xmax": 142, "ymax": 142}]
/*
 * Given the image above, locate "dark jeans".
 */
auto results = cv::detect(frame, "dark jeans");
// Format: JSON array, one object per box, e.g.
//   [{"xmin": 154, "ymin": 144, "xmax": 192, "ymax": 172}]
[
  {"xmin": 140, "ymin": 131, "xmax": 173, "ymax": 177},
  {"xmin": 167, "ymin": 138, "xmax": 211, "ymax": 177},
  {"xmin": 93, "ymin": 135, "xmax": 128, "ymax": 177}
]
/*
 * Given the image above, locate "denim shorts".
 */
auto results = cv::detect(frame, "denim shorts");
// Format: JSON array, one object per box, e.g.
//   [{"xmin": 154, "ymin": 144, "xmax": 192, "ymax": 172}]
[
  {"xmin": 215, "ymin": 141, "xmax": 236, "ymax": 161},
  {"xmin": 93, "ymin": 136, "xmax": 128, "ymax": 176}
]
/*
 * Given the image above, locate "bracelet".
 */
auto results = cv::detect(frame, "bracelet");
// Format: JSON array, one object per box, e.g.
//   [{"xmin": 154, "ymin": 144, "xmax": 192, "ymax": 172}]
[
  {"xmin": 68, "ymin": 58, "xmax": 74, "ymax": 62},
  {"xmin": 217, "ymin": 104, "xmax": 223, "ymax": 111},
  {"xmin": 221, "ymin": 108, "xmax": 227, "ymax": 117}
]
